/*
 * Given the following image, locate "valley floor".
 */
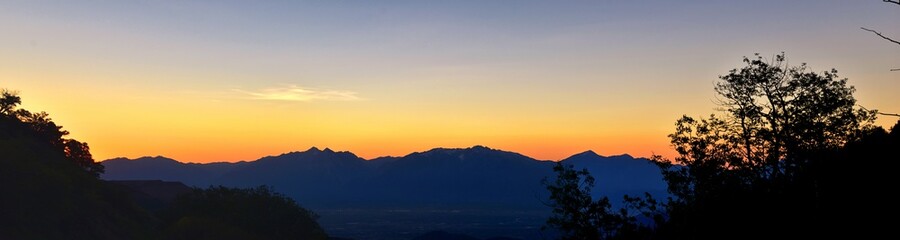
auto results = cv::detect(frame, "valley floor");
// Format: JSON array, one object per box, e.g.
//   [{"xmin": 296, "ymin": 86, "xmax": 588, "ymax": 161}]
[{"xmin": 317, "ymin": 208, "xmax": 551, "ymax": 240}]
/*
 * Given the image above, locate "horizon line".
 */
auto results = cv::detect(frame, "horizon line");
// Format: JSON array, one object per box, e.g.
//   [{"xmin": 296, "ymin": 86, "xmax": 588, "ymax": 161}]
[{"xmin": 99, "ymin": 145, "xmax": 644, "ymax": 164}]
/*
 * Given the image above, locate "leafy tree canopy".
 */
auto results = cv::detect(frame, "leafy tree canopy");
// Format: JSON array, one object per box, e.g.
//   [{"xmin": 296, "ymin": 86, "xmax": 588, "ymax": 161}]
[
  {"xmin": 653, "ymin": 53, "xmax": 885, "ymax": 238},
  {"xmin": 543, "ymin": 53, "xmax": 897, "ymax": 239}
]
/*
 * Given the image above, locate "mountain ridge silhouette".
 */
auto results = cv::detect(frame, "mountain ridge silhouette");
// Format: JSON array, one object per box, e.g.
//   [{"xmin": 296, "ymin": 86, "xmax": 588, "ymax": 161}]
[{"xmin": 102, "ymin": 145, "xmax": 667, "ymax": 209}]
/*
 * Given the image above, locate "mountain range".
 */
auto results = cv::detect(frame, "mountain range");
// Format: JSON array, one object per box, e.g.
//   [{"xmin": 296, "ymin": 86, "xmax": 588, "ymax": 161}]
[{"xmin": 102, "ymin": 146, "xmax": 667, "ymax": 210}]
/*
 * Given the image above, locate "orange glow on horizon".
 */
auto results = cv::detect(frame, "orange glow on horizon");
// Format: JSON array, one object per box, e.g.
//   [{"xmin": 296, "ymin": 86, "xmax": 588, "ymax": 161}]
[
  {"xmin": 3, "ymin": 1, "xmax": 896, "ymax": 164},
  {"xmin": 91, "ymin": 133, "xmax": 678, "ymax": 163}
]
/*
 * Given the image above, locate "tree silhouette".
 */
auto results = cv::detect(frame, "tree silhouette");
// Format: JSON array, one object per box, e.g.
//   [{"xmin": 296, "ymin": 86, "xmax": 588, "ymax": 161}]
[
  {"xmin": 0, "ymin": 89, "xmax": 103, "ymax": 176},
  {"xmin": 863, "ymin": 0, "xmax": 899, "ymax": 46},
  {"xmin": 64, "ymin": 139, "xmax": 104, "ymax": 176},
  {"xmin": 543, "ymin": 163, "xmax": 658, "ymax": 240},
  {"xmin": 651, "ymin": 53, "xmax": 878, "ymax": 239},
  {"xmin": 0, "ymin": 90, "xmax": 21, "ymax": 115},
  {"xmin": 1, "ymin": 88, "xmax": 157, "ymax": 239},
  {"xmin": 2, "ymin": 88, "xmax": 329, "ymax": 239},
  {"xmin": 543, "ymin": 53, "xmax": 893, "ymax": 239}
]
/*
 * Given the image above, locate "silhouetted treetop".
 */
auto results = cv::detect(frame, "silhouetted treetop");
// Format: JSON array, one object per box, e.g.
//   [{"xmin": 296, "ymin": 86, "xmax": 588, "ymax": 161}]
[
  {"xmin": 0, "ymin": 88, "xmax": 103, "ymax": 176},
  {"xmin": 648, "ymin": 53, "xmax": 886, "ymax": 239},
  {"xmin": 673, "ymin": 53, "xmax": 876, "ymax": 184},
  {"xmin": 2, "ymin": 87, "xmax": 329, "ymax": 239},
  {"xmin": 0, "ymin": 89, "xmax": 21, "ymax": 116},
  {"xmin": 543, "ymin": 53, "xmax": 896, "ymax": 240},
  {"xmin": 1, "ymin": 88, "xmax": 156, "ymax": 239}
]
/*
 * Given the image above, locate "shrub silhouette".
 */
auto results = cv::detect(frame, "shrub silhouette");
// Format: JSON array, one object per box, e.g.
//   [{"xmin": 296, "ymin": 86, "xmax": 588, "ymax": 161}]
[{"xmin": 158, "ymin": 185, "xmax": 328, "ymax": 240}]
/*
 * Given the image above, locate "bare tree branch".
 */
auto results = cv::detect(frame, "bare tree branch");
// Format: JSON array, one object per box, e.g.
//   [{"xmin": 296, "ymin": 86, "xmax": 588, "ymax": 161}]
[
  {"xmin": 859, "ymin": 105, "xmax": 900, "ymax": 117},
  {"xmin": 870, "ymin": 1, "xmax": 900, "ymax": 71},
  {"xmin": 861, "ymin": 27, "xmax": 900, "ymax": 46}
]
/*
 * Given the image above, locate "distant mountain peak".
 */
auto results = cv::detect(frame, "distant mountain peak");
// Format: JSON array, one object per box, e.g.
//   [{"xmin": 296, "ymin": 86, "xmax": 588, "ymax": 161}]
[
  {"xmin": 566, "ymin": 150, "xmax": 635, "ymax": 159},
  {"xmin": 304, "ymin": 147, "xmax": 338, "ymax": 154},
  {"xmin": 470, "ymin": 145, "xmax": 491, "ymax": 150},
  {"xmin": 572, "ymin": 150, "xmax": 601, "ymax": 158},
  {"xmin": 123, "ymin": 156, "xmax": 180, "ymax": 163},
  {"xmin": 416, "ymin": 145, "xmax": 496, "ymax": 155},
  {"xmin": 398, "ymin": 145, "xmax": 539, "ymax": 165},
  {"xmin": 562, "ymin": 151, "xmax": 639, "ymax": 162}
]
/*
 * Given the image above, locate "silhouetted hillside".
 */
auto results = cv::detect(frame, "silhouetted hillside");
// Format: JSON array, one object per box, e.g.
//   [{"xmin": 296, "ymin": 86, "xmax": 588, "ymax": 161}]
[
  {"xmin": 103, "ymin": 156, "xmax": 246, "ymax": 187},
  {"xmin": 0, "ymin": 98, "xmax": 157, "ymax": 239},
  {"xmin": 1, "ymin": 89, "xmax": 327, "ymax": 239},
  {"xmin": 158, "ymin": 186, "xmax": 328, "ymax": 240},
  {"xmin": 368, "ymin": 155, "xmax": 402, "ymax": 167},
  {"xmin": 365, "ymin": 146, "xmax": 554, "ymax": 208},
  {"xmin": 561, "ymin": 150, "xmax": 668, "ymax": 199},
  {"xmin": 109, "ymin": 180, "xmax": 193, "ymax": 211},
  {"xmin": 216, "ymin": 147, "xmax": 374, "ymax": 208}
]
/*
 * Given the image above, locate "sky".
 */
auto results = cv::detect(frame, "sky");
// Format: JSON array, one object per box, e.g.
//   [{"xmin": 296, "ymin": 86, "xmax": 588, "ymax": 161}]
[{"xmin": 1, "ymin": 0, "xmax": 898, "ymax": 163}]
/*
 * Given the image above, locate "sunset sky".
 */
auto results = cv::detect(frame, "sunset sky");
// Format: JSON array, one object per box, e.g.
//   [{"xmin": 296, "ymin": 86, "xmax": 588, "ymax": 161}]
[{"xmin": 1, "ymin": 1, "xmax": 898, "ymax": 163}]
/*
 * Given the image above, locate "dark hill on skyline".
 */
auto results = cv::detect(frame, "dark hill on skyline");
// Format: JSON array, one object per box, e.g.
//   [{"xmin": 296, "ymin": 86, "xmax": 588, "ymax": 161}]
[
  {"xmin": 102, "ymin": 146, "xmax": 666, "ymax": 210},
  {"xmin": 364, "ymin": 146, "xmax": 554, "ymax": 208},
  {"xmin": 1, "ymin": 109, "xmax": 157, "ymax": 239},
  {"xmin": 102, "ymin": 156, "xmax": 247, "ymax": 187},
  {"xmin": 561, "ymin": 150, "xmax": 668, "ymax": 198},
  {"xmin": 216, "ymin": 147, "xmax": 375, "ymax": 207}
]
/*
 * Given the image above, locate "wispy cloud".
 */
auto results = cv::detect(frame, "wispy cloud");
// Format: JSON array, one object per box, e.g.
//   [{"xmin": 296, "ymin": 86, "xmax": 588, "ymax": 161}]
[{"xmin": 234, "ymin": 85, "xmax": 362, "ymax": 102}]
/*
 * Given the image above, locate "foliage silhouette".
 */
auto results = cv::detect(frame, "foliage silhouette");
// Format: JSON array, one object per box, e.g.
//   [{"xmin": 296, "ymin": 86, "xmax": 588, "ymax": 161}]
[
  {"xmin": 157, "ymin": 185, "xmax": 328, "ymax": 240},
  {"xmin": 0, "ymin": 89, "xmax": 104, "ymax": 176},
  {"xmin": 543, "ymin": 163, "xmax": 659, "ymax": 240},
  {"xmin": 0, "ymin": 89, "xmax": 157, "ymax": 239},
  {"xmin": 1, "ymin": 88, "xmax": 329, "ymax": 239},
  {"xmin": 543, "ymin": 53, "xmax": 896, "ymax": 239},
  {"xmin": 650, "ymin": 53, "xmax": 877, "ymax": 239}
]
